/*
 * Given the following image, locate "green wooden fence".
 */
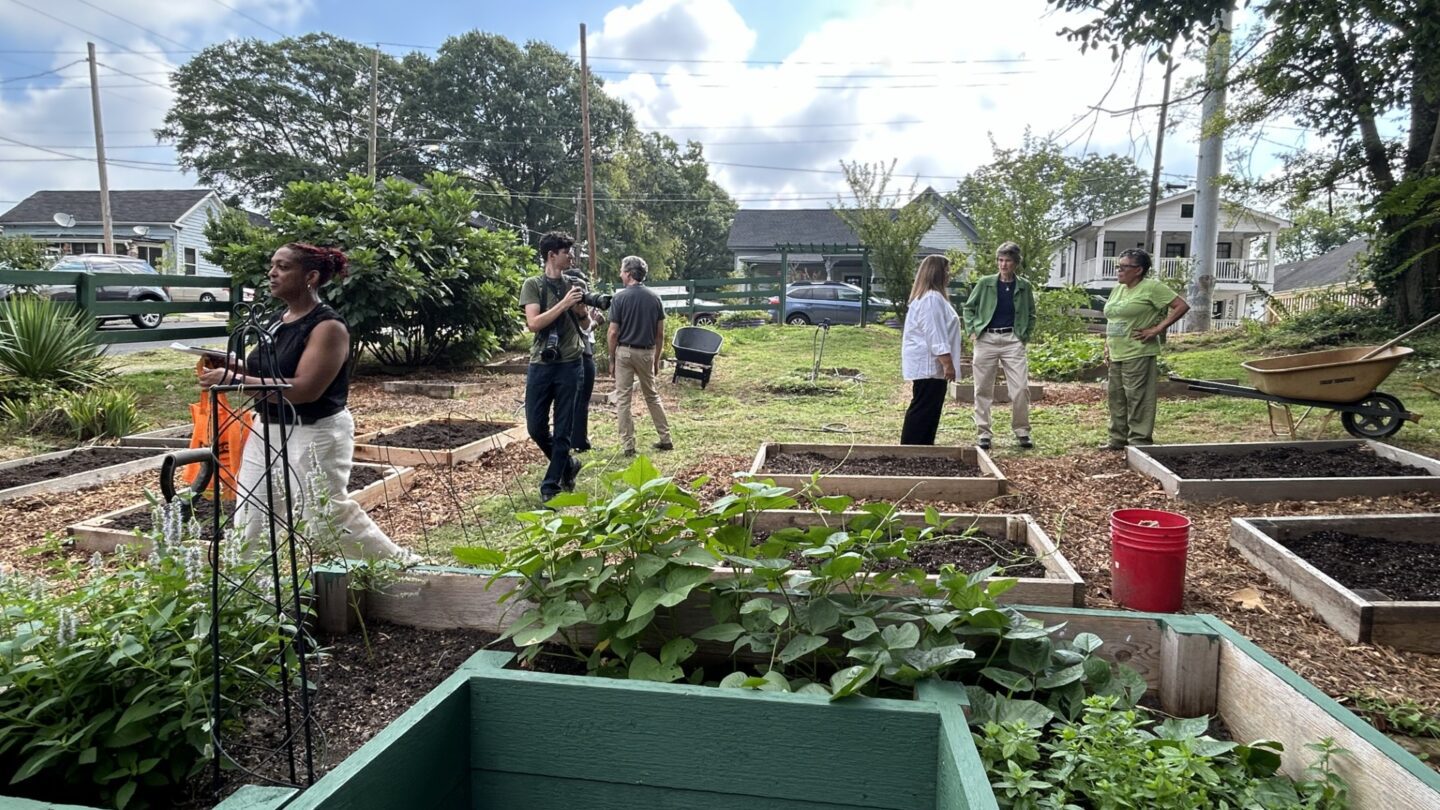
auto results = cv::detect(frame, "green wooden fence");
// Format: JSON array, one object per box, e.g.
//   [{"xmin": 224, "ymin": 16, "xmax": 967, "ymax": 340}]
[{"xmin": 0, "ymin": 269, "xmax": 238, "ymax": 345}]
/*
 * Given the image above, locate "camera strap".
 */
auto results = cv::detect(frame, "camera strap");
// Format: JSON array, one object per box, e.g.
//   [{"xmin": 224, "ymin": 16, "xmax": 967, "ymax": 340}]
[{"xmin": 536, "ymin": 276, "xmax": 584, "ymax": 346}]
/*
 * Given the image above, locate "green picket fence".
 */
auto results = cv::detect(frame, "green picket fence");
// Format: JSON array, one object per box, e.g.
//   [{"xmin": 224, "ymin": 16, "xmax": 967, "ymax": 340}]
[{"xmin": 0, "ymin": 269, "xmax": 238, "ymax": 345}]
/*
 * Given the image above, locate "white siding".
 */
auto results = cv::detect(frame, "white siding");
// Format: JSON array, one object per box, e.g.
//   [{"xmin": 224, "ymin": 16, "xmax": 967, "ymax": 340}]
[
  {"xmin": 173, "ymin": 195, "xmax": 227, "ymax": 278},
  {"xmin": 921, "ymin": 216, "xmax": 971, "ymax": 252}
]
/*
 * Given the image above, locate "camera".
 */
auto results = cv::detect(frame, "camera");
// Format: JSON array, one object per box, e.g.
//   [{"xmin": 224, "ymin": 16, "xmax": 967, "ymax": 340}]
[
  {"xmin": 564, "ymin": 269, "xmax": 612, "ymax": 310},
  {"xmin": 539, "ymin": 330, "xmax": 561, "ymax": 363}
]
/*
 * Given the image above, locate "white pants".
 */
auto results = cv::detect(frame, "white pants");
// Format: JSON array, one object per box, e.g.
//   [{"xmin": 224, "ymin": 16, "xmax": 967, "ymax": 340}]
[
  {"xmin": 233, "ymin": 409, "xmax": 408, "ymax": 560},
  {"xmin": 971, "ymin": 331, "xmax": 1031, "ymax": 439}
]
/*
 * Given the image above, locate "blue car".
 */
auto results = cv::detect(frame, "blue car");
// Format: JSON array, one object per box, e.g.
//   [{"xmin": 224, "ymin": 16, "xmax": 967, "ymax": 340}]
[{"xmin": 771, "ymin": 281, "xmax": 892, "ymax": 325}]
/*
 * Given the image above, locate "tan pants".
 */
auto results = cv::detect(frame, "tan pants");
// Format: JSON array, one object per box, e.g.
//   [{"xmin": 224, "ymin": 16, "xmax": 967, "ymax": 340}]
[
  {"xmin": 615, "ymin": 345, "xmax": 672, "ymax": 452},
  {"xmin": 971, "ymin": 331, "xmax": 1031, "ymax": 439}
]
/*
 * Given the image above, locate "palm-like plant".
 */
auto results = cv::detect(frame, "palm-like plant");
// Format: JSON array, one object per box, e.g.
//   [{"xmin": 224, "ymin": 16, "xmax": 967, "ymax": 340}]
[{"xmin": 0, "ymin": 297, "xmax": 109, "ymax": 389}]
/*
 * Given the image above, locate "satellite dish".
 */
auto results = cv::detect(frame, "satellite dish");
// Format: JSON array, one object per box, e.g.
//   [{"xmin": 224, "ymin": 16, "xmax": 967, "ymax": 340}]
[
  {"xmin": 132, "ymin": 225, "xmax": 150, "ymax": 237},
  {"xmin": 53, "ymin": 212, "xmax": 76, "ymax": 228}
]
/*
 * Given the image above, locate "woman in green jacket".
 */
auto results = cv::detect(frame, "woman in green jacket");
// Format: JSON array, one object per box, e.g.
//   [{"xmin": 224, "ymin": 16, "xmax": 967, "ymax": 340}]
[{"xmin": 1102, "ymin": 248, "xmax": 1191, "ymax": 449}]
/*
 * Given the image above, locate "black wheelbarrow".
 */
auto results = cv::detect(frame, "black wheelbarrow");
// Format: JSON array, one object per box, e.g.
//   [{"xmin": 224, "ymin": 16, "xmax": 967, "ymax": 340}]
[{"xmin": 671, "ymin": 326, "xmax": 723, "ymax": 388}]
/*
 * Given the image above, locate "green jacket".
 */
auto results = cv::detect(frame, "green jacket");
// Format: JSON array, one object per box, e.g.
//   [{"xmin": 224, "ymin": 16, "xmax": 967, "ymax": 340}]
[{"xmin": 962, "ymin": 273, "xmax": 1036, "ymax": 343}]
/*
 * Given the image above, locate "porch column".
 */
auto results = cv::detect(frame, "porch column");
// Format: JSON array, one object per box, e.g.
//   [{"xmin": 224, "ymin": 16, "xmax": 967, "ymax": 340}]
[
  {"xmin": 1152, "ymin": 228, "xmax": 1162, "ymax": 260},
  {"xmin": 1095, "ymin": 228, "xmax": 1107, "ymax": 279},
  {"xmin": 1265, "ymin": 231, "xmax": 1276, "ymax": 282}
]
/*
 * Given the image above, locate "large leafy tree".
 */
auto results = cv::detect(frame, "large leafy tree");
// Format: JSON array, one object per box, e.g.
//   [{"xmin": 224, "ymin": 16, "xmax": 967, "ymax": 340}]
[
  {"xmin": 1047, "ymin": 0, "xmax": 1440, "ymax": 323},
  {"xmin": 159, "ymin": 34, "xmax": 423, "ymax": 205},
  {"xmin": 834, "ymin": 160, "xmax": 938, "ymax": 319},
  {"xmin": 205, "ymin": 173, "xmax": 530, "ymax": 366},
  {"xmin": 1277, "ymin": 198, "xmax": 1369, "ymax": 263},
  {"xmin": 401, "ymin": 33, "xmax": 635, "ymax": 247}
]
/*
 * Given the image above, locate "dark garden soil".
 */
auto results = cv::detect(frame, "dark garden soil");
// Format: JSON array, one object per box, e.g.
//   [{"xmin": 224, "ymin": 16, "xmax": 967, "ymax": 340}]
[
  {"xmin": 364, "ymin": 419, "xmax": 509, "ymax": 450},
  {"xmin": 194, "ymin": 623, "xmax": 502, "ymax": 807},
  {"xmin": 1160, "ymin": 445, "xmax": 1430, "ymax": 480},
  {"xmin": 102, "ymin": 467, "xmax": 389, "ymax": 532},
  {"xmin": 762, "ymin": 452, "xmax": 981, "ymax": 477},
  {"xmin": 0, "ymin": 447, "xmax": 160, "ymax": 490},
  {"xmin": 1281, "ymin": 531, "xmax": 1440, "ymax": 600},
  {"xmin": 767, "ymin": 531, "xmax": 1045, "ymax": 578}
]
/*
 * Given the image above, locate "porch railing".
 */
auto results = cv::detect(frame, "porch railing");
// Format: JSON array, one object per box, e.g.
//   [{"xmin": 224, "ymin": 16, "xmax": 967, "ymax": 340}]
[{"xmin": 1080, "ymin": 257, "xmax": 1270, "ymax": 285}]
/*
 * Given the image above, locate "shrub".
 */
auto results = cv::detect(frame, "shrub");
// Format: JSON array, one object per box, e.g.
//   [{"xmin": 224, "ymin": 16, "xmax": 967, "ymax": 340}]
[
  {"xmin": 1263, "ymin": 305, "xmax": 1397, "ymax": 351},
  {"xmin": 1032, "ymin": 285, "xmax": 1091, "ymax": 342},
  {"xmin": 58, "ymin": 387, "xmax": 143, "ymax": 441},
  {"xmin": 0, "ymin": 297, "xmax": 109, "ymax": 390},
  {"xmin": 0, "ymin": 519, "xmax": 286, "ymax": 809},
  {"xmin": 1027, "ymin": 336, "xmax": 1105, "ymax": 381}
]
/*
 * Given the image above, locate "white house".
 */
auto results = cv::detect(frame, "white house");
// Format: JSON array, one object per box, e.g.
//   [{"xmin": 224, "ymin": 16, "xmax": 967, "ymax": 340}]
[
  {"xmin": 1048, "ymin": 190, "xmax": 1291, "ymax": 327},
  {"xmin": 0, "ymin": 189, "xmax": 264, "ymax": 278}
]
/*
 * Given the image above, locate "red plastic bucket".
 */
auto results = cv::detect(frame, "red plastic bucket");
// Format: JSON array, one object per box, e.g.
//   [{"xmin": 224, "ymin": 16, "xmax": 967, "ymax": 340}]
[{"xmin": 1110, "ymin": 508, "xmax": 1190, "ymax": 613}]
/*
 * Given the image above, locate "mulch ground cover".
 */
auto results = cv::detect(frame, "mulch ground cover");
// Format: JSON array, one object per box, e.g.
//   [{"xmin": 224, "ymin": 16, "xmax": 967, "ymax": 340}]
[
  {"xmin": 762, "ymin": 451, "xmax": 981, "ymax": 477},
  {"xmin": 363, "ymin": 419, "xmax": 510, "ymax": 450},
  {"xmin": 1281, "ymin": 530, "xmax": 1440, "ymax": 600},
  {"xmin": 0, "ymin": 447, "xmax": 160, "ymax": 490},
  {"xmin": 100, "ymin": 467, "xmax": 389, "ymax": 532},
  {"xmin": 1160, "ymin": 445, "xmax": 1430, "ymax": 479}
]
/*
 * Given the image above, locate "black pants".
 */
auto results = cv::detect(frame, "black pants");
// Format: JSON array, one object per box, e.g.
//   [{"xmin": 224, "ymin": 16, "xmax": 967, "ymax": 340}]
[
  {"xmin": 524, "ymin": 359, "xmax": 581, "ymax": 498},
  {"xmin": 901, "ymin": 378, "xmax": 948, "ymax": 445},
  {"xmin": 571, "ymin": 353, "xmax": 596, "ymax": 450}
]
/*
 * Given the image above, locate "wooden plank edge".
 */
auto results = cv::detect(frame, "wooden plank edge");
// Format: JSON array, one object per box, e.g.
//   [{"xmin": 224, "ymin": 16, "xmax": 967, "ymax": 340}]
[{"xmin": 1229, "ymin": 517, "xmax": 1372, "ymax": 642}]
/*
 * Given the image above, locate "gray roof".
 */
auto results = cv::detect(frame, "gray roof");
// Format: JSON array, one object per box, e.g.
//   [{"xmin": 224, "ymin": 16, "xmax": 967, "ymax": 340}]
[
  {"xmin": 727, "ymin": 209, "xmax": 860, "ymax": 251},
  {"xmin": 0, "ymin": 189, "xmax": 215, "ymax": 226},
  {"xmin": 1274, "ymin": 239, "xmax": 1369, "ymax": 292}
]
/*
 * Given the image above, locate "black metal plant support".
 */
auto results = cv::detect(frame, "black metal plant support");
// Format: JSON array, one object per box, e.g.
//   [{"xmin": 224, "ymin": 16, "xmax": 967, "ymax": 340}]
[{"xmin": 206, "ymin": 302, "xmax": 318, "ymax": 790}]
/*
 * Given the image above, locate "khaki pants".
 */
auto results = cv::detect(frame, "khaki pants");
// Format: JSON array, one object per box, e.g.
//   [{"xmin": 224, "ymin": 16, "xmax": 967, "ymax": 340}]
[
  {"xmin": 615, "ymin": 345, "xmax": 672, "ymax": 452},
  {"xmin": 971, "ymin": 331, "xmax": 1031, "ymax": 440},
  {"xmin": 1107, "ymin": 355, "xmax": 1159, "ymax": 447}
]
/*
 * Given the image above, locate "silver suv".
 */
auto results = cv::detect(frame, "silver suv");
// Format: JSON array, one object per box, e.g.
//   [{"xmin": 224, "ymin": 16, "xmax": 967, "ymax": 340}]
[{"xmin": 0, "ymin": 255, "xmax": 172, "ymax": 329}]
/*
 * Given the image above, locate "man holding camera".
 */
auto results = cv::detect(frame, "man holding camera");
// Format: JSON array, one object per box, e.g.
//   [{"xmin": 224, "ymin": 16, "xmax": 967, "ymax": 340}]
[
  {"xmin": 519, "ymin": 232, "xmax": 590, "ymax": 502},
  {"xmin": 607, "ymin": 256, "xmax": 673, "ymax": 457}
]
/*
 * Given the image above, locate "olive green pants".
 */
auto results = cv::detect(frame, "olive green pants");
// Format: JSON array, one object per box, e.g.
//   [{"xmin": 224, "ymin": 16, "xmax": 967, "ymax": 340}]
[{"xmin": 1107, "ymin": 355, "xmax": 1159, "ymax": 447}]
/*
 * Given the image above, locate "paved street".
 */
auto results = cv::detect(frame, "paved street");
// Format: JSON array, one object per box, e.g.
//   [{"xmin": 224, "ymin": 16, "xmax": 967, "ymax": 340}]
[{"xmin": 100, "ymin": 317, "xmax": 229, "ymax": 356}]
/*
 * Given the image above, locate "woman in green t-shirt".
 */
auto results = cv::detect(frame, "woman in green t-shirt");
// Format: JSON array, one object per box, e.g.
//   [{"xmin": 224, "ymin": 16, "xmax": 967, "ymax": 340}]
[{"xmin": 1101, "ymin": 248, "xmax": 1191, "ymax": 449}]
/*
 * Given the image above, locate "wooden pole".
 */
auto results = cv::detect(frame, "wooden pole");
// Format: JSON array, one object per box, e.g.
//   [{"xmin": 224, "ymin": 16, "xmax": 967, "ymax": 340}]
[
  {"xmin": 368, "ymin": 47, "xmax": 379, "ymax": 181},
  {"xmin": 579, "ymin": 23, "xmax": 598, "ymax": 279},
  {"xmin": 86, "ymin": 43, "xmax": 114, "ymax": 255},
  {"xmin": 1143, "ymin": 43, "xmax": 1176, "ymax": 255}
]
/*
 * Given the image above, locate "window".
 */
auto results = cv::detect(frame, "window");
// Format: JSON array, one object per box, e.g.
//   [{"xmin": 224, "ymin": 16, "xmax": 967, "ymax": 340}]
[
  {"xmin": 1181, "ymin": 204, "xmax": 1195, "ymax": 218},
  {"xmin": 1165, "ymin": 243, "xmax": 1186, "ymax": 258},
  {"xmin": 52, "ymin": 260, "xmax": 86, "ymax": 273},
  {"xmin": 138, "ymin": 246, "xmax": 164, "ymax": 268},
  {"xmin": 843, "ymin": 274, "xmax": 861, "ymax": 286},
  {"xmin": 1103, "ymin": 241, "xmax": 1116, "ymax": 258},
  {"xmin": 1212, "ymin": 300, "xmax": 1226, "ymax": 319},
  {"xmin": 810, "ymin": 287, "xmax": 837, "ymax": 301},
  {"xmin": 836, "ymin": 288, "xmax": 861, "ymax": 302},
  {"xmin": 1215, "ymin": 242, "xmax": 1232, "ymax": 259},
  {"xmin": 183, "ymin": 248, "xmax": 197, "ymax": 276},
  {"xmin": 788, "ymin": 288, "xmax": 814, "ymax": 300}
]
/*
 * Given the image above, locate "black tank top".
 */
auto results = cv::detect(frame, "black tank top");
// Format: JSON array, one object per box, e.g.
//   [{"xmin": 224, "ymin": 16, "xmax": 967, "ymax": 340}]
[{"xmin": 246, "ymin": 303, "xmax": 349, "ymax": 423}]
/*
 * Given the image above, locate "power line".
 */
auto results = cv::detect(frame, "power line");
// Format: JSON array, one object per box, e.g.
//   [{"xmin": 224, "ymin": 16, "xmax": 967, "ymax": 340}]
[
  {"xmin": 374, "ymin": 41, "xmax": 1057, "ymax": 67},
  {"xmin": 2, "ymin": 0, "xmax": 174, "ymax": 71},
  {"xmin": 0, "ymin": 58, "xmax": 86, "ymax": 83},
  {"xmin": 70, "ymin": 0, "xmax": 192, "ymax": 51},
  {"xmin": 94, "ymin": 61, "xmax": 172, "ymax": 91},
  {"xmin": 204, "ymin": 0, "xmax": 288, "ymax": 38}
]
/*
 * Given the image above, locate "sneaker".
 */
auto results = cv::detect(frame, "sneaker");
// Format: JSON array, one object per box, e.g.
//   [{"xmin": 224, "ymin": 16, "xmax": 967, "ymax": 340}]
[
  {"xmin": 1017, "ymin": 436, "xmax": 1034, "ymax": 450},
  {"xmin": 1098, "ymin": 443, "xmax": 1126, "ymax": 451},
  {"xmin": 977, "ymin": 437, "xmax": 991, "ymax": 450},
  {"xmin": 573, "ymin": 442, "xmax": 592, "ymax": 453},
  {"xmin": 652, "ymin": 440, "xmax": 674, "ymax": 451},
  {"xmin": 561, "ymin": 456, "xmax": 581, "ymax": 491}
]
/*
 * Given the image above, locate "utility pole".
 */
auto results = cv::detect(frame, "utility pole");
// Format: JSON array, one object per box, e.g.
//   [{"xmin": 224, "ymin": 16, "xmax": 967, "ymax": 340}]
[
  {"xmin": 1185, "ymin": 7, "xmax": 1233, "ymax": 332},
  {"xmin": 574, "ymin": 188, "xmax": 584, "ymax": 250},
  {"xmin": 1143, "ymin": 42, "xmax": 1176, "ymax": 255},
  {"xmin": 579, "ymin": 23, "xmax": 598, "ymax": 279},
  {"xmin": 367, "ymin": 47, "xmax": 379, "ymax": 181},
  {"xmin": 86, "ymin": 42, "xmax": 114, "ymax": 255}
]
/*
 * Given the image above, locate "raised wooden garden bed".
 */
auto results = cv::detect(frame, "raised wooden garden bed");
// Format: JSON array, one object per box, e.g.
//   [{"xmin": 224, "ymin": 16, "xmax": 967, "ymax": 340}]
[
  {"xmin": 734, "ymin": 509, "xmax": 1084, "ymax": 607},
  {"xmin": 479, "ymin": 353, "xmax": 529, "ymax": 375},
  {"xmin": 287, "ymin": 606, "xmax": 1440, "ymax": 810},
  {"xmin": 67, "ymin": 464, "xmax": 414, "ymax": 553},
  {"xmin": 1231, "ymin": 514, "xmax": 1440, "ymax": 654},
  {"xmin": 1127, "ymin": 439, "xmax": 1440, "ymax": 502},
  {"xmin": 118, "ymin": 424, "xmax": 192, "ymax": 449},
  {"xmin": 747, "ymin": 442, "xmax": 1007, "ymax": 501},
  {"xmin": 379, "ymin": 380, "xmax": 488, "ymax": 399},
  {"xmin": 948, "ymin": 380, "xmax": 1046, "ymax": 404},
  {"xmin": 0, "ymin": 446, "xmax": 165, "ymax": 504},
  {"xmin": 354, "ymin": 417, "xmax": 524, "ymax": 467}
]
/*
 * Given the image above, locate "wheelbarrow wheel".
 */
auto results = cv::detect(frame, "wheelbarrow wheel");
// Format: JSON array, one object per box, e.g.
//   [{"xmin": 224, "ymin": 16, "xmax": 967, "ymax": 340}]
[{"xmin": 1341, "ymin": 392, "xmax": 1405, "ymax": 438}]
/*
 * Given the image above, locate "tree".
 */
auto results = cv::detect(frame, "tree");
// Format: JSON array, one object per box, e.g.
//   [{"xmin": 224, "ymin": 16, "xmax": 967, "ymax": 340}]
[
  {"xmin": 401, "ymin": 33, "xmax": 635, "ymax": 248},
  {"xmin": 834, "ymin": 160, "xmax": 938, "ymax": 319},
  {"xmin": 1277, "ymin": 199, "xmax": 1369, "ymax": 263},
  {"xmin": 159, "ymin": 35, "xmax": 422, "ymax": 205},
  {"xmin": 0, "ymin": 236, "xmax": 49, "ymax": 270},
  {"xmin": 205, "ymin": 173, "xmax": 531, "ymax": 366},
  {"xmin": 1046, "ymin": 0, "xmax": 1440, "ymax": 324}
]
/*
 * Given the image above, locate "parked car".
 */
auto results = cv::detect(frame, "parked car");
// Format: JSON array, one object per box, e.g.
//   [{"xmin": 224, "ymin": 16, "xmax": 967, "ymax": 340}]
[
  {"xmin": 659, "ymin": 295, "xmax": 732, "ymax": 325},
  {"xmin": 769, "ymin": 281, "xmax": 893, "ymax": 326},
  {"xmin": 168, "ymin": 280, "xmax": 232, "ymax": 304},
  {"xmin": 0, "ymin": 255, "xmax": 171, "ymax": 329}
]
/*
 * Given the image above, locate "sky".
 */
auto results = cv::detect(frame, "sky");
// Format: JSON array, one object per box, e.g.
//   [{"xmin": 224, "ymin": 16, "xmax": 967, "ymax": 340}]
[{"xmin": 0, "ymin": 0, "xmax": 1313, "ymax": 218}]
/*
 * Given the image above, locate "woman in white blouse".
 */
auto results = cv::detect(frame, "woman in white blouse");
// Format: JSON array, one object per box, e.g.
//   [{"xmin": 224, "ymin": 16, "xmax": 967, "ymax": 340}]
[{"xmin": 900, "ymin": 254, "xmax": 965, "ymax": 444}]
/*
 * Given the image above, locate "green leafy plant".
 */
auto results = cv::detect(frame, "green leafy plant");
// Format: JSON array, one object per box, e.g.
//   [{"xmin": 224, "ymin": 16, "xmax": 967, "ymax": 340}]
[
  {"xmin": 0, "ymin": 518, "xmax": 286, "ymax": 809},
  {"xmin": 1026, "ymin": 336, "xmax": 1105, "ymax": 381},
  {"xmin": 57, "ymin": 387, "xmax": 143, "ymax": 441},
  {"xmin": 1032, "ymin": 285, "xmax": 1092, "ymax": 343},
  {"xmin": 0, "ymin": 297, "xmax": 109, "ymax": 390},
  {"xmin": 1348, "ymin": 692, "xmax": 1440, "ymax": 738}
]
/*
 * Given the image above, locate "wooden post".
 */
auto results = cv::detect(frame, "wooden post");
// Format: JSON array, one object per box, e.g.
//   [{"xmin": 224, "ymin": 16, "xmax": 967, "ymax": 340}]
[
  {"xmin": 579, "ymin": 24, "xmax": 599, "ymax": 280},
  {"xmin": 367, "ymin": 47, "xmax": 379, "ymax": 181},
  {"xmin": 778, "ymin": 247, "xmax": 789, "ymax": 323},
  {"xmin": 1144, "ymin": 42, "xmax": 1176, "ymax": 255},
  {"xmin": 86, "ymin": 43, "xmax": 114, "ymax": 256}
]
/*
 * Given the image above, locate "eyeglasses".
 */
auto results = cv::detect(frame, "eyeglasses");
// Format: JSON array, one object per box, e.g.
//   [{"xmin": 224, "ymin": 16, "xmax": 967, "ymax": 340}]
[{"xmin": 1116, "ymin": 263, "xmax": 1141, "ymax": 270}]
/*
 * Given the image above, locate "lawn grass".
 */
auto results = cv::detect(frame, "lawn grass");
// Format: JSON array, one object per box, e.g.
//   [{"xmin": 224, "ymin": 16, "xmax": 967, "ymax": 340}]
[{"xmin": 449, "ymin": 322, "xmax": 1440, "ymax": 555}]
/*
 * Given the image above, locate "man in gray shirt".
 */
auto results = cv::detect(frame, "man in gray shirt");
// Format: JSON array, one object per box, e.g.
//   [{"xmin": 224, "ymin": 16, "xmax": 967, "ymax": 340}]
[{"xmin": 606, "ymin": 256, "xmax": 673, "ymax": 456}]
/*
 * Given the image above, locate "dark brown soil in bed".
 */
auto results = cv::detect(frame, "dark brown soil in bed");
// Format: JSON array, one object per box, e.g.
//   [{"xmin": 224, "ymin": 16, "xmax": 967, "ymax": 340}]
[
  {"xmin": 757, "ymin": 529, "xmax": 1046, "ymax": 578},
  {"xmin": 1281, "ymin": 530, "xmax": 1440, "ymax": 600},
  {"xmin": 762, "ymin": 452, "xmax": 981, "ymax": 477},
  {"xmin": 0, "ymin": 447, "xmax": 160, "ymax": 490},
  {"xmin": 363, "ymin": 420, "xmax": 508, "ymax": 450},
  {"xmin": 1159, "ymin": 445, "xmax": 1429, "ymax": 480}
]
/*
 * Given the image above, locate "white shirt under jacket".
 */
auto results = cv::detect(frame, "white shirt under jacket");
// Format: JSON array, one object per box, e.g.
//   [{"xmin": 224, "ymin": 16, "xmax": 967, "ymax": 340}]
[{"xmin": 901, "ymin": 289, "xmax": 964, "ymax": 381}]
